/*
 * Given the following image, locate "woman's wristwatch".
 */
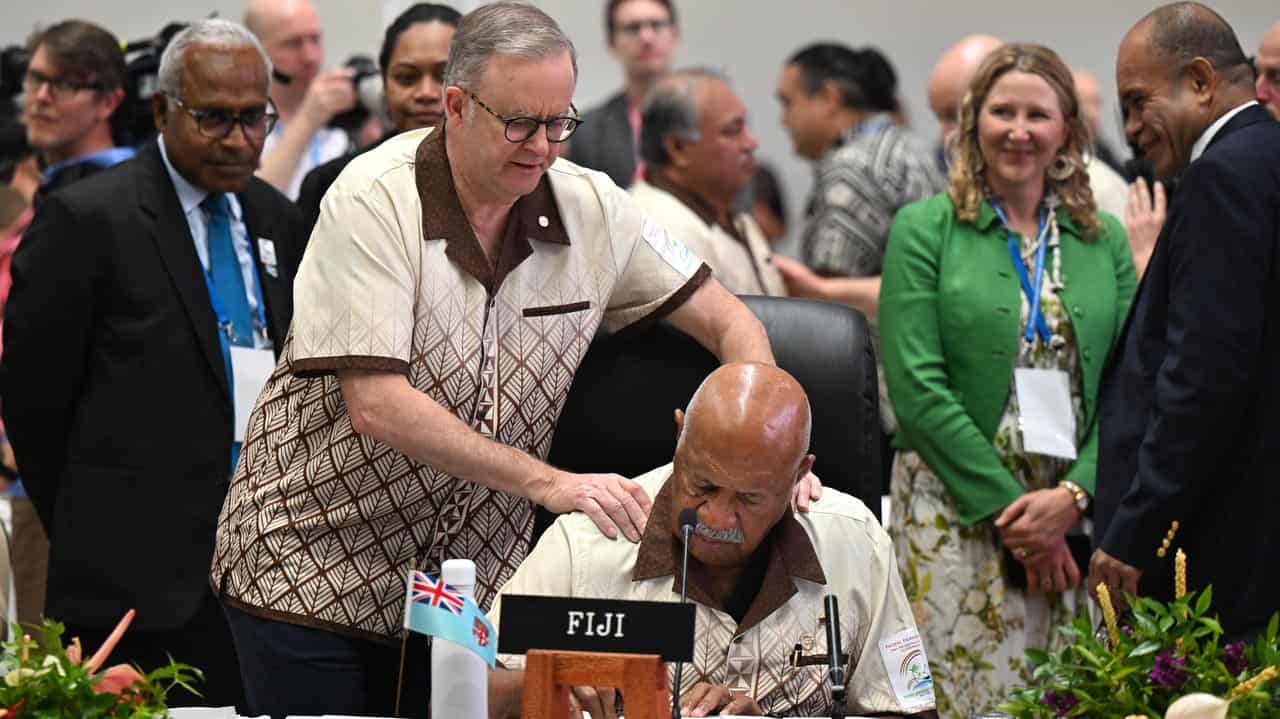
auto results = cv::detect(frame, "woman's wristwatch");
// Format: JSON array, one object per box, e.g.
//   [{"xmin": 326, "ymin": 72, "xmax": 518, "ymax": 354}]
[{"xmin": 1059, "ymin": 480, "xmax": 1090, "ymax": 514}]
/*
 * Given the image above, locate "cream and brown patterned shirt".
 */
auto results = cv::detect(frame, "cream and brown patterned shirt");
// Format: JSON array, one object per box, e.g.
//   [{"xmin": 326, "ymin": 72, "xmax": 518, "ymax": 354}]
[
  {"xmin": 630, "ymin": 171, "xmax": 786, "ymax": 297},
  {"xmin": 489, "ymin": 465, "xmax": 936, "ymax": 717},
  {"xmin": 211, "ymin": 127, "xmax": 709, "ymax": 642}
]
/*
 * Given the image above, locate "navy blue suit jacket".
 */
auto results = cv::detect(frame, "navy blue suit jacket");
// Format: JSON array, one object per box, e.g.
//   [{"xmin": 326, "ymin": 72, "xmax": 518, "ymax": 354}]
[{"xmin": 1095, "ymin": 104, "xmax": 1280, "ymax": 636}]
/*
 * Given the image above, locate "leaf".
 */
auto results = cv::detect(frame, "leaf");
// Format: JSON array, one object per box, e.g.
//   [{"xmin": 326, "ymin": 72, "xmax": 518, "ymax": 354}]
[
  {"xmin": 1159, "ymin": 616, "xmax": 1175, "ymax": 632},
  {"xmin": 1128, "ymin": 641, "xmax": 1163, "ymax": 658},
  {"xmin": 1267, "ymin": 612, "xmax": 1278, "ymax": 643},
  {"xmin": 1026, "ymin": 648, "xmax": 1051, "ymax": 666},
  {"xmin": 1196, "ymin": 586, "xmax": 1214, "ymax": 615}
]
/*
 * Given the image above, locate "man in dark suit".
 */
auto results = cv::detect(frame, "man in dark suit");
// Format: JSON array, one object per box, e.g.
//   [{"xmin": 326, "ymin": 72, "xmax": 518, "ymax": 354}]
[
  {"xmin": 0, "ymin": 19, "xmax": 304, "ymax": 706},
  {"xmin": 1090, "ymin": 2, "xmax": 1280, "ymax": 640},
  {"xmin": 565, "ymin": 0, "xmax": 679, "ymax": 188}
]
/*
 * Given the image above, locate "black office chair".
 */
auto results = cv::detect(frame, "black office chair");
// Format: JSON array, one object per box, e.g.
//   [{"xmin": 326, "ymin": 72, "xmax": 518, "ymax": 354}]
[{"xmin": 542, "ymin": 295, "xmax": 881, "ymax": 532}]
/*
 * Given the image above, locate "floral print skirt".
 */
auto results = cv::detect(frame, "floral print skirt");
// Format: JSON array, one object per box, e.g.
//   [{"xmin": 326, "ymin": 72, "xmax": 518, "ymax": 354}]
[{"xmin": 890, "ymin": 450, "xmax": 1089, "ymax": 719}]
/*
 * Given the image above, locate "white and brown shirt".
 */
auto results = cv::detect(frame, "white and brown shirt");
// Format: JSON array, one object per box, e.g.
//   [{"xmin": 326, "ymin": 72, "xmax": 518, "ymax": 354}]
[
  {"xmin": 210, "ymin": 127, "xmax": 709, "ymax": 642},
  {"xmin": 490, "ymin": 465, "xmax": 936, "ymax": 717},
  {"xmin": 631, "ymin": 171, "xmax": 786, "ymax": 297}
]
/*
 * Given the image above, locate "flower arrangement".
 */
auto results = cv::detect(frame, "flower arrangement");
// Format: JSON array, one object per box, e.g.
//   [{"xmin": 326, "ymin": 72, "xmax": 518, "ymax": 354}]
[
  {"xmin": 1000, "ymin": 549, "xmax": 1280, "ymax": 718},
  {"xmin": 0, "ymin": 610, "xmax": 201, "ymax": 718}
]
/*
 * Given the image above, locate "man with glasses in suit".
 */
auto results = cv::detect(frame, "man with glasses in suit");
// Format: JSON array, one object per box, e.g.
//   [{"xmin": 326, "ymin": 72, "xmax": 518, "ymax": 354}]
[{"xmin": 0, "ymin": 19, "xmax": 305, "ymax": 709}]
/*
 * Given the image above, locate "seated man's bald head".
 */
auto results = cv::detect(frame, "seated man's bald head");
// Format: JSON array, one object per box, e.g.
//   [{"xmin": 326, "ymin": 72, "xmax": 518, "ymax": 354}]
[
  {"xmin": 679, "ymin": 362, "xmax": 812, "ymax": 477},
  {"xmin": 671, "ymin": 363, "xmax": 815, "ymax": 569},
  {"xmin": 928, "ymin": 34, "xmax": 1003, "ymax": 145}
]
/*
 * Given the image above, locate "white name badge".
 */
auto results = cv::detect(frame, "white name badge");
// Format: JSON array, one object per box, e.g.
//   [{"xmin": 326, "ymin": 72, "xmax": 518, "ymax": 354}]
[
  {"xmin": 878, "ymin": 628, "xmax": 936, "ymax": 712},
  {"xmin": 230, "ymin": 346, "xmax": 276, "ymax": 442},
  {"xmin": 1013, "ymin": 367, "xmax": 1078, "ymax": 460}
]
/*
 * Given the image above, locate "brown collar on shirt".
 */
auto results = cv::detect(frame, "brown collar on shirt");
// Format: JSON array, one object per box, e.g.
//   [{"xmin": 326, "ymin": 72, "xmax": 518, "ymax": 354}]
[
  {"xmin": 413, "ymin": 127, "xmax": 569, "ymax": 293},
  {"xmin": 645, "ymin": 167, "xmax": 748, "ymax": 246},
  {"xmin": 633, "ymin": 475, "xmax": 827, "ymax": 634}
]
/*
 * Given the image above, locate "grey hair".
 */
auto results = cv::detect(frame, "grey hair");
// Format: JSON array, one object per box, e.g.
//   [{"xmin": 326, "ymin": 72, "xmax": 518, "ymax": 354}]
[
  {"xmin": 639, "ymin": 67, "xmax": 727, "ymax": 167},
  {"xmin": 156, "ymin": 19, "xmax": 272, "ymax": 101},
  {"xmin": 442, "ymin": 2, "xmax": 577, "ymax": 91}
]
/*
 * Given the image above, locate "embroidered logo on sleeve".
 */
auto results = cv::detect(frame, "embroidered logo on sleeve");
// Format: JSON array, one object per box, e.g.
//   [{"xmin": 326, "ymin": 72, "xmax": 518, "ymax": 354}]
[
  {"xmin": 878, "ymin": 628, "xmax": 935, "ymax": 711},
  {"xmin": 641, "ymin": 216, "xmax": 702, "ymax": 278}
]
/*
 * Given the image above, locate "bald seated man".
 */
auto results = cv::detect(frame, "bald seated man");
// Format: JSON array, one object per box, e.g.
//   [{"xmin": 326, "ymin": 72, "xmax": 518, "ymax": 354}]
[
  {"xmin": 1257, "ymin": 21, "xmax": 1280, "ymax": 119},
  {"xmin": 244, "ymin": 0, "xmax": 356, "ymax": 198},
  {"xmin": 487, "ymin": 363, "xmax": 936, "ymax": 719},
  {"xmin": 927, "ymin": 34, "xmax": 1129, "ymax": 222}
]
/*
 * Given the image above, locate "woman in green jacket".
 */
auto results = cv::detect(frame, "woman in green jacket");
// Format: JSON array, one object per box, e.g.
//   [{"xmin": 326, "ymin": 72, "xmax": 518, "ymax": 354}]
[{"xmin": 879, "ymin": 44, "xmax": 1136, "ymax": 718}]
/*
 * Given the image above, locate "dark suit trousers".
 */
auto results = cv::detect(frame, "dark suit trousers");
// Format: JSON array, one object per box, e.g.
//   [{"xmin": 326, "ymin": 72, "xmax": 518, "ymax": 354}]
[
  {"xmin": 224, "ymin": 603, "xmax": 432, "ymax": 719},
  {"xmin": 64, "ymin": 590, "xmax": 242, "ymax": 709}
]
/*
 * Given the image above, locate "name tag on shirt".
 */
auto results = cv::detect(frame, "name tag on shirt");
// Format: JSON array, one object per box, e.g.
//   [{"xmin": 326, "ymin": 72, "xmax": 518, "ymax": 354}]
[
  {"xmin": 1013, "ymin": 367, "xmax": 1078, "ymax": 460},
  {"xmin": 230, "ymin": 346, "xmax": 276, "ymax": 442}
]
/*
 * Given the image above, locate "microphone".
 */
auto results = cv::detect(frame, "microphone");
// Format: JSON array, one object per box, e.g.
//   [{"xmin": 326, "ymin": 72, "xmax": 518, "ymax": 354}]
[
  {"xmin": 824, "ymin": 595, "xmax": 847, "ymax": 719},
  {"xmin": 672, "ymin": 507, "xmax": 697, "ymax": 719}
]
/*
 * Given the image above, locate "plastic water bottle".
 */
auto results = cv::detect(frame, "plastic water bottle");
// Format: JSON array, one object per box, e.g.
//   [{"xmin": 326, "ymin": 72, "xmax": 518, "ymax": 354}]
[{"xmin": 430, "ymin": 559, "xmax": 488, "ymax": 719}]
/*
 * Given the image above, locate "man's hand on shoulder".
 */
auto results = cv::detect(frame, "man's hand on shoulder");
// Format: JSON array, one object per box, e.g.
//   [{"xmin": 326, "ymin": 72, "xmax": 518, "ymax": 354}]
[{"xmin": 535, "ymin": 471, "xmax": 652, "ymax": 543}]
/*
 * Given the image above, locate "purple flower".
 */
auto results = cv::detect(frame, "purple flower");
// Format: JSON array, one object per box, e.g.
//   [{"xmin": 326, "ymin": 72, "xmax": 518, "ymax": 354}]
[
  {"xmin": 1121, "ymin": 625, "xmax": 1134, "ymax": 637},
  {"xmin": 1040, "ymin": 689, "xmax": 1079, "ymax": 717},
  {"xmin": 1223, "ymin": 641, "xmax": 1248, "ymax": 676},
  {"xmin": 1149, "ymin": 650, "xmax": 1188, "ymax": 690}
]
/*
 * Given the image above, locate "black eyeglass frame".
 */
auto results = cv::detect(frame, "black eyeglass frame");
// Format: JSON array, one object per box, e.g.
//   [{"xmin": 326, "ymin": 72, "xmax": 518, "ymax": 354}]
[
  {"xmin": 166, "ymin": 94, "xmax": 281, "ymax": 141},
  {"xmin": 467, "ymin": 91, "xmax": 582, "ymax": 144}
]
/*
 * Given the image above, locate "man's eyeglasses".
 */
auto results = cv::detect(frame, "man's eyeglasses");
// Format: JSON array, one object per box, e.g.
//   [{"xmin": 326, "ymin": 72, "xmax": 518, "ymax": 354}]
[
  {"xmin": 615, "ymin": 19, "xmax": 673, "ymax": 36},
  {"xmin": 167, "ymin": 95, "xmax": 280, "ymax": 142},
  {"xmin": 22, "ymin": 70, "xmax": 103, "ymax": 101},
  {"xmin": 468, "ymin": 91, "xmax": 581, "ymax": 144}
]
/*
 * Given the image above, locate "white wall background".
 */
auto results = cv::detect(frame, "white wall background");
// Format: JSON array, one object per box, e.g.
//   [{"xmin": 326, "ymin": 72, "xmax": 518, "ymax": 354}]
[{"xmin": 5, "ymin": 1, "xmax": 1273, "ymax": 239}]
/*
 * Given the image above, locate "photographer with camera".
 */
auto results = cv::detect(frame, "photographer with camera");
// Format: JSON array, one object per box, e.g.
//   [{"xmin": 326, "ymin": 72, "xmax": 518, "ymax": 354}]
[
  {"xmin": 297, "ymin": 3, "xmax": 460, "ymax": 233},
  {"xmin": 21, "ymin": 20, "xmax": 134, "ymax": 201},
  {"xmin": 245, "ymin": 0, "xmax": 355, "ymax": 199}
]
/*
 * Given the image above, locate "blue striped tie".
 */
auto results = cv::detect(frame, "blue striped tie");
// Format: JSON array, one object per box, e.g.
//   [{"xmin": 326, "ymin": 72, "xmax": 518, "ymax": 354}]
[{"xmin": 202, "ymin": 192, "xmax": 252, "ymax": 472}]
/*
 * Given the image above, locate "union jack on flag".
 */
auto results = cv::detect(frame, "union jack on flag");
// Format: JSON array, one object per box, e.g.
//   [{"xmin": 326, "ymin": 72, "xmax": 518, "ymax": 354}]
[{"xmin": 410, "ymin": 571, "xmax": 465, "ymax": 616}]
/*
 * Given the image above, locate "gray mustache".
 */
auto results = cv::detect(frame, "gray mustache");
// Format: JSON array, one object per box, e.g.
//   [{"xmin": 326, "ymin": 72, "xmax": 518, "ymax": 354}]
[{"xmin": 695, "ymin": 522, "xmax": 744, "ymax": 544}]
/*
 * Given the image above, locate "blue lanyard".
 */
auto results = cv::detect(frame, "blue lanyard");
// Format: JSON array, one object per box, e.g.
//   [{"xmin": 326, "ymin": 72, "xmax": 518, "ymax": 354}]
[
  {"xmin": 991, "ymin": 200, "xmax": 1052, "ymax": 344},
  {"xmin": 199, "ymin": 231, "xmax": 269, "ymax": 347}
]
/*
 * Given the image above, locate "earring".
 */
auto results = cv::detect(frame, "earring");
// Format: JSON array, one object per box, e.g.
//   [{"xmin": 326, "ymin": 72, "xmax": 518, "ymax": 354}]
[{"xmin": 1048, "ymin": 153, "xmax": 1076, "ymax": 181}]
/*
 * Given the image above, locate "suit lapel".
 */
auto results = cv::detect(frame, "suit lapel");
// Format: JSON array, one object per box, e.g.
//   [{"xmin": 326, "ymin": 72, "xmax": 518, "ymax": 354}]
[
  {"xmin": 237, "ymin": 183, "xmax": 289, "ymax": 353},
  {"xmin": 136, "ymin": 143, "xmax": 231, "ymax": 399}
]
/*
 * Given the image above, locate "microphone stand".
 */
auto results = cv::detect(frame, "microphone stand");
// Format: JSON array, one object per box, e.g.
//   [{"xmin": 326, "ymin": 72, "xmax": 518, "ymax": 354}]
[
  {"xmin": 672, "ymin": 508, "xmax": 697, "ymax": 719},
  {"xmin": 825, "ymin": 595, "xmax": 847, "ymax": 719}
]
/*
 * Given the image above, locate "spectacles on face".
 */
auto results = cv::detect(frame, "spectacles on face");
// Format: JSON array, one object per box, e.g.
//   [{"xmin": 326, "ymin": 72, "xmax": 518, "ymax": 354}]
[
  {"xmin": 22, "ymin": 70, "xmax": 102, "ymax": 101},
  {"xmin": 615, "ymin": 19, "xmax": 673, "ymax": 37},
  {"xmin": 167, "ymin": 95, "xmax": 280, "ymax": 142},
  {"xmin": 467, "ymin": 91, "xmax": 581, "ymax": 143}
]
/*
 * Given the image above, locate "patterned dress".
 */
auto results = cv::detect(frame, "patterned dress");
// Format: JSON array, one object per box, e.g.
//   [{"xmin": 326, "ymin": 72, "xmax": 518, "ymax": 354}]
[{"xmin": 890, "ymin": 224, "xmax": 1090, "ymax": 719}]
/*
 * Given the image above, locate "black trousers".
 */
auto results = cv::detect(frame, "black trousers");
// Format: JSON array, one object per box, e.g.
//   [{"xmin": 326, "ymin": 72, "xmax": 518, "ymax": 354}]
[
  {"xmin": 223, "ymin": 602, "xmax": 432, "ymax": 719},
  {"xmin": 64, "ymin": 590, "xmax": 243, "ymax": 709}
]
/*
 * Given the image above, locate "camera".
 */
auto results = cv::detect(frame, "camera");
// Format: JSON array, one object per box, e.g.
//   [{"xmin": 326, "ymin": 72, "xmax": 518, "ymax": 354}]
[
  {"xmin": 118, "ymin": 22, "xmax": 191, "ymax": 146},
  {"xmin": 330, "ymin": 54, "xmax": 383, "ymax": 134}
]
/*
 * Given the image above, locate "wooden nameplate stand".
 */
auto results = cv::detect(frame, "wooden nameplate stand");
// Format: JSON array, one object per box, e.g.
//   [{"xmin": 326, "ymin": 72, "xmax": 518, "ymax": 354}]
[{"xmin": 521, "ymin": 649, "xmax": 668, "ymax": 719}]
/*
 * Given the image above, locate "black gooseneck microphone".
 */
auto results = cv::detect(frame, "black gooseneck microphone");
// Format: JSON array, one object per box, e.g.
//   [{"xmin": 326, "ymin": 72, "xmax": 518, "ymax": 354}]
[
  {"xmin": 672, "ymin": 507, "xmax": 698, "ymax": 719},
  {"xmin": 824, "ymin": 595, "xmax": 847, "ymax": 719}
]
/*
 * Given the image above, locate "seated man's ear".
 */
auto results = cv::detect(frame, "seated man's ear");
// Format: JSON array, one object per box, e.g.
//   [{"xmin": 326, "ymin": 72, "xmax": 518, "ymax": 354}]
[
  {"xmin": 798, "ymin": 453, "xmax": 816, "ymax": 480},
  {"xmin": 673, "ymin": 408, "xmax": 685, "ymax": 439}
]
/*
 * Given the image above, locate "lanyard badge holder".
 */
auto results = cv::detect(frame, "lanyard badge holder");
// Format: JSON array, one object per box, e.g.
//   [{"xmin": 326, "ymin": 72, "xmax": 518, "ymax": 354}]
[{"xmin": 991, "ymin": 200, "xmax": 1078, "ymax": 460}]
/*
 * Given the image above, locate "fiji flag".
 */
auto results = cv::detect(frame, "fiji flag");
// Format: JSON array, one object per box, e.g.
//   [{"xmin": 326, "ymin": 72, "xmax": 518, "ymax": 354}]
[{"xmin": 403, "ymin": 570, "xmax": 497, "ymax": 669}]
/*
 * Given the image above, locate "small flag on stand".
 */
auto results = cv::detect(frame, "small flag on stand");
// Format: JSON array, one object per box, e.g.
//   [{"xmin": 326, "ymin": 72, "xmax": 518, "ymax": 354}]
[{"xmin": 403, "ymin": 569, "xmax": 497, "ymax": 668}]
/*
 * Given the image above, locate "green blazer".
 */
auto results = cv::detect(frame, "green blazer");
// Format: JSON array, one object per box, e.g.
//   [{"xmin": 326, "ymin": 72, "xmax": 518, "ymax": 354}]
[{"xmin": 880, "ymin": 193, "xmax": 1137, "ymax": 525}]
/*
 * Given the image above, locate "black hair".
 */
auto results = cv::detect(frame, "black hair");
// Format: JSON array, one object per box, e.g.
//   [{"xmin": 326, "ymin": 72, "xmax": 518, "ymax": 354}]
[
  {"xmin": 379, "ymin": 3, "xmax": 463, "ymax": 76},
  {"xmin": 785, "ymin": 43, "xmax": 898, "ymax": 113},
  {"xmin": 1143, "ymin": 2, "xmax": 1251, "ymax": 85}
]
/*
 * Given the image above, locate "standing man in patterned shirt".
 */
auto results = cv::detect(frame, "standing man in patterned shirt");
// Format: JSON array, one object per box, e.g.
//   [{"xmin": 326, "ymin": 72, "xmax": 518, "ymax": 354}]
[
  {"xmin": 211, "ymin": 5, "xmax": 775, "ymax": 717},
  {"xmin": 769, "ymin": 44, "xmax": 944, "ymax": 486}
]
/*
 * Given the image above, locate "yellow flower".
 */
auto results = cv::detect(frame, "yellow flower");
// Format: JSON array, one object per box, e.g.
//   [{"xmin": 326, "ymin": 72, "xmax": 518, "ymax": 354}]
[
  {"xmin": 1175, "ymin": 549, "xmax": 1187, "ymax": 600},
  {"xmin": 1230, "ymin": 665, "xmax": 1278, "ymax": 699},
  {"xmin": 1097, "ymin": 582, "xmax": 1121, "ymax": 647}
]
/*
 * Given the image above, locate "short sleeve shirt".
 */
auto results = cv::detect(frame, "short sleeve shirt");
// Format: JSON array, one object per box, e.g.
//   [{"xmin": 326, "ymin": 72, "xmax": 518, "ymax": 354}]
[
  {"xmin": 489, "ymin": 465, "xmax": 936, "ymax": 717},
  {"xmin": 211, "ymin": 128, "xmax": 709, "ymax": 642}
]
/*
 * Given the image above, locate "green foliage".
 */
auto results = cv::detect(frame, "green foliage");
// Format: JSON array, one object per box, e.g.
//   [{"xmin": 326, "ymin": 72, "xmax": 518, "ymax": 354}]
[
  {"xmin": 0, "ymin": 620, "xmax": 202, "ymax": 718},
  {"xmin": 999, "ymin": 587, "xmax": 1279, "ymax": 718}
]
